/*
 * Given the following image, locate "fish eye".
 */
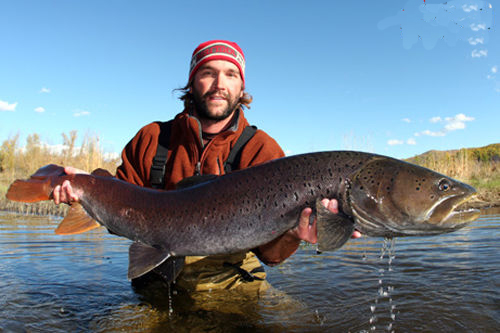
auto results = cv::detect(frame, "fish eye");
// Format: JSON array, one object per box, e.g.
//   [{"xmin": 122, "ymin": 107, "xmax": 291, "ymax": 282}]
[{"xmin": 438, "ymin": 179, "xmax": 451, "ymax": 192}]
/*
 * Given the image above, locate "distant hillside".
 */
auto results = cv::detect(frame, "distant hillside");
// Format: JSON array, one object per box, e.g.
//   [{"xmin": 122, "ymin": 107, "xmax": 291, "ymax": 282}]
[
  {"xmin": 406, "ymin": 143, "xmax": 500, "ymax": 165},
  {"xmin": 405, "ymin": 143, "xmax": 499, "ymax": 208}
]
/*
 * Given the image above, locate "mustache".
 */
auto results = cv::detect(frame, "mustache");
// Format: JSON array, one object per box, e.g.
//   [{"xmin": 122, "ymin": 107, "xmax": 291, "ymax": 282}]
[{"xmin": 203, "ymin": 91, "xmax": 229, "ymax": 100}]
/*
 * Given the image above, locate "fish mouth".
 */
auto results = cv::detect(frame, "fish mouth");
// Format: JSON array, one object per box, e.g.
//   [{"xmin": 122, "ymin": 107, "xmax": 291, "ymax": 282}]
[
  {"xmin": 352, "ymin": 193, "xmax": 480, "ymax": 238},
  {"xmin": 438, "ymin": 193, "xmax": 481, "ymax": 225},
  {"xmin": 427, "ymin": 193, "xmax": 480, "ymax": 226}
]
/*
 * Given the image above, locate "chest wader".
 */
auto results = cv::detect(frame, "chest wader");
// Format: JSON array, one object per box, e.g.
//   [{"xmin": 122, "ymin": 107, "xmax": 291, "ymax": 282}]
[{"xmin": 141, "ymin": 120, "xmax": 267, "ymax": 293}]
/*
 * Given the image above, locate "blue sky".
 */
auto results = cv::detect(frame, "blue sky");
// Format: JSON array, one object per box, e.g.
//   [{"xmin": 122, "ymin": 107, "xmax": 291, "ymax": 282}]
[{"xmin": 1, "ymin": 0, "xmax": 498, "ymax": 160}]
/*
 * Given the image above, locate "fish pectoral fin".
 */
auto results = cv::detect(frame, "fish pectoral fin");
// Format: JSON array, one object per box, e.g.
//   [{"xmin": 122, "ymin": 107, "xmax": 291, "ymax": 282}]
[
  {"xmin": 55, "ymin": 203, "xmax": 101, "ymax": 235},
  {"xmin": 128, "ymin": 242, "xmax": 171, "ymax": 280},
  {"xmin": 316, "ymin": 199, "xmax": 355, "ymax": 252}
]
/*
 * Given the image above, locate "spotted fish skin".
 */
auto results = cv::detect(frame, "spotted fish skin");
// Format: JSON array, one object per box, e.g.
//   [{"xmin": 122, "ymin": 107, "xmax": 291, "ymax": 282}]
[{"xmin": 6, "ymin": 151, "xmax": 479, "ymax": 279}]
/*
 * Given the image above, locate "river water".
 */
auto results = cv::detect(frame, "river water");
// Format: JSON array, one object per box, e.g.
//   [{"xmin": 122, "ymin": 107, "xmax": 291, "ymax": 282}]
[{"xmin": 0, "ymin": 208, "xmax": 498, "ymax": 332}]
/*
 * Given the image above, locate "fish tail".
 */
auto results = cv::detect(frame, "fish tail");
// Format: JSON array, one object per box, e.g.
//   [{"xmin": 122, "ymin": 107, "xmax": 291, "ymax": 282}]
[{"xmin": 6, "ymin": 164, "xmax": 66, "ymax": 203}]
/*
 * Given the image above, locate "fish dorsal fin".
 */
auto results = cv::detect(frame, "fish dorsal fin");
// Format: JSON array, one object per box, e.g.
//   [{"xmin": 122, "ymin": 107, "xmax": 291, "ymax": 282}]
[
  {"xmin": 128, "ymin": 242, "xmax": 171, "ymax": 280},
  {"xmin": 316, "ymin": 199, "xmax": 355, "ymax": 252},
  {"xmin": 176, "ymin": 174, "xmax": 218, "ymax": 189},
  {"xmin": 55, "ymin": 203, "xmax": 101, "ymax": 235},
  {"xmin": 91, "ymin": 168, "xmax": 113, "ymax": 177}
]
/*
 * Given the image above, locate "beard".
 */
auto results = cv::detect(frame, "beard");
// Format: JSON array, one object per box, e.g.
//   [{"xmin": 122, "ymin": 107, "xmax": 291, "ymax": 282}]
[{"xmin": 192, "ymin": 88, "xmax": 240, "ymax": 121}]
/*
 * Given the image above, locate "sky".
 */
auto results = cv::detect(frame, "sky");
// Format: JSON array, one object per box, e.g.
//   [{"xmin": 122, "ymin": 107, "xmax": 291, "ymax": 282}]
[{"xmin": 1, "ymin": 0, "xmax": 498, "ymax": 160}]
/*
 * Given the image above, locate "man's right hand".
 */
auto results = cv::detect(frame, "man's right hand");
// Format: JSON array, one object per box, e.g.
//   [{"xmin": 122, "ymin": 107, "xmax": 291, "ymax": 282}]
[{"xmin": 53, "ymin": 166, "xmax": 87, "ymax": 204}]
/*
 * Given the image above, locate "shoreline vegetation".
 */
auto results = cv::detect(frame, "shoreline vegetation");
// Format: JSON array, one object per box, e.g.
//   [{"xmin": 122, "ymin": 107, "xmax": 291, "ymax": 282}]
[{"xmin": 0, "ymin": 132, "xmax": 498, "ymax": 216}]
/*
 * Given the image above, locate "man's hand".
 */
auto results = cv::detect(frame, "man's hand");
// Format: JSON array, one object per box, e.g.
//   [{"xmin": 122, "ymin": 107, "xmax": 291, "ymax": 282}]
[
  {"xmin": 256, "ymin": 198, "xmax": 361, "ymax": 266},
  {"xmin": 53, "ymin": 166, "xmax": 87, "ymax": 204},
  {"xmin": 288, "ymin": 199, "xmax": 361, "ymax": 243}
]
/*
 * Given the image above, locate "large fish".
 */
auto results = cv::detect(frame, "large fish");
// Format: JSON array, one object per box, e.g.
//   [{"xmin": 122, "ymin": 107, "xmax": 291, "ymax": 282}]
[{"xmin": 6, "ymin": 151, "xmax": 480, "ymax": 280}]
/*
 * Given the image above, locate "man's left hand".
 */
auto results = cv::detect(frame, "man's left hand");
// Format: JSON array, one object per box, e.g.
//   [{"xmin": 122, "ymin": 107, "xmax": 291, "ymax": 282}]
[{"xmin": 288, "ymin": 198, "xmax": 361, "ymax": 243}]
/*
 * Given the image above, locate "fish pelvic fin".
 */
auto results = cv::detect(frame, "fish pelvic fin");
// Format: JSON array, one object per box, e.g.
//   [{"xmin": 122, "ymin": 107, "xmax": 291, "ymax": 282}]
[
  {"xmin": 316, "ymin": 199, "xmax": 355, "ymax": 252},
  {"xmin": 128, "ymin": 242, "xmax": 171, "ymax": 281},
  {"xmin": 55, "ymin": 203, "xmax": 101, "ymax": 235},
  {"xmin": 5, "ymin": 164, "xmax": 66, "ymax": 202}
]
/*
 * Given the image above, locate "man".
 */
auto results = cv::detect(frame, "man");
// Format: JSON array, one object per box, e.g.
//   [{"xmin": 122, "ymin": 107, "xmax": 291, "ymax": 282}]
[{"xmin": 54, "ymin": 40, "xmax": 360, "ymax": 293}]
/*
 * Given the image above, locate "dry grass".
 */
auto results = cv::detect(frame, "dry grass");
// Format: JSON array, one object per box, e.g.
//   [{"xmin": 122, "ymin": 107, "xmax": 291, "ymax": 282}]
[
  {"xmin": 406, "ymin": 144, "xmax": 500, "ymax": 206},
  {"xmin": 0, "ymin": 131, "xmax": 120, "ymax": 215},
  {"xmin": 1, "ymin": 133, "xmax": 498, "ymax": 215}
]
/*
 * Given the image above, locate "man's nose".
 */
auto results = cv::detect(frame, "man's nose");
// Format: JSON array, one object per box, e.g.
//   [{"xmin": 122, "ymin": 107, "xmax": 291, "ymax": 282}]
[{"xmin": 212, "ymin": 72, "xmax": 227, "ymax": 90}]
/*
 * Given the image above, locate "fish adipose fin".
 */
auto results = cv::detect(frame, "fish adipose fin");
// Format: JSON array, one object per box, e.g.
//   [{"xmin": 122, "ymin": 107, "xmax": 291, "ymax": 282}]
[
  {"xmin": 316, "ymin": 199, "xmax": 355, "ymax": 252},
  {"xmin": 128, "ymin": 242, "xmax": 171, "ymax": 280},
  {"xmin": 55, "ymin": 203, "xmax": 101, "ymax": 235},
  {"xmin": 91, "ymin": 168, "xmax": 113, "ymax": 177}
]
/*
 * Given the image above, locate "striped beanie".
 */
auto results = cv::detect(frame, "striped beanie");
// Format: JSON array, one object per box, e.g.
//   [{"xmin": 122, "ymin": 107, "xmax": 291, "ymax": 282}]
[{"xmin": 189, "ymin": 40, "xmax": 246, "ymax": 86}]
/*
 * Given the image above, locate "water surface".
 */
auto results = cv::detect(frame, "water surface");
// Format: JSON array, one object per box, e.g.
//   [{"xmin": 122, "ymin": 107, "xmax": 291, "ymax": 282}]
[{"xmin": 0, "ymin": 209, "xmax": 498, "ymax": 332}]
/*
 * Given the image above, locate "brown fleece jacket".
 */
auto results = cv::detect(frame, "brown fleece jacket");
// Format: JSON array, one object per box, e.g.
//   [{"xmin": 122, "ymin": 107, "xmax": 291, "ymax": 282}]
[{"xmin": 115, "ymin": 108, "xmax": 284, "ymax": 189}]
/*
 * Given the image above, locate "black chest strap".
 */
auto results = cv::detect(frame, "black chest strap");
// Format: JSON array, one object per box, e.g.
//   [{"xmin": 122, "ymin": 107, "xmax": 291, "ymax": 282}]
[
  {"xmin": 150, "ymin": 122, "xmax": 257, "ymax": 189},
  {"xmin": 150, "ymin": 120, "xmax": 173, "ymax": 189},
  {"xmin": 223, "ymin": 125, "xmax": 257, "ymax": 174}
]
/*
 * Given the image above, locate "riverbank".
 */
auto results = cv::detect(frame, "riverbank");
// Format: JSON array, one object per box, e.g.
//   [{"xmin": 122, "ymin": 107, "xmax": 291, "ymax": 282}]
[
  {"xmin": 1, "ymin": 137, "xmax": 498, "ymax": 214},
  {"xmin": 467, "ymin": 189, "xmax": 500, "ymax": 209},
  {"xmin": 1, "ymin": 178, "xmax": 498, "ymax": 215}
]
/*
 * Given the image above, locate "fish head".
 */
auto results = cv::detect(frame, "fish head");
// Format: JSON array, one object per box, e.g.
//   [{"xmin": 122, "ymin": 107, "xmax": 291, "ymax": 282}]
[{"xmin": 348, "ymin": 157, "xmax": 480, "ymax": 237}]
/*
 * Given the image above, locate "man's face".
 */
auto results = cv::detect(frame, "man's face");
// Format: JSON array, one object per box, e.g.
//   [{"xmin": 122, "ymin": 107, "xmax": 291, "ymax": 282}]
[{"xmin": 191, "ymin": 60, "xmax": 244, "ymax": 121}]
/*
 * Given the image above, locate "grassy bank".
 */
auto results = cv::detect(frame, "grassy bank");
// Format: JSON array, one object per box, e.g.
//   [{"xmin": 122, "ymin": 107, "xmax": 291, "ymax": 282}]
[
  {"xmin": 0, "ymin": 131, "xmax": 120, "ymax": 216},
  {"xmin": 1, "ymin": 133, "xmax": 499, "ymax": 215},
  {"xmin": 405, "ymin": 143, "xmax": 500, "ymax": 207}
]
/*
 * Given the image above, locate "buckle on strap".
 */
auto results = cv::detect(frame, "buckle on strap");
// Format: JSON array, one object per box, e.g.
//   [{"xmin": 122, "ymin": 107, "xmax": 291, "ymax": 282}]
[{"xmin": 223, "ymin": 262, "xmax": 265, "ymax": 282}]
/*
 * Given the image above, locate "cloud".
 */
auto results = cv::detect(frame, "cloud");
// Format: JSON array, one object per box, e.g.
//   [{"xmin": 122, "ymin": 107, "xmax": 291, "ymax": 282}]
[
  {"xmin": 73, "ymin": 110, "xmax": 90, "ymax": 117},
  {"xmin": 470, "ymin": 23, "xmax": 487, "ymax": 31},
  {"xmin": 407, "ymin": 138, "xmax": 417, "ymax": 145},
  {"xmin": 34, "ymin": 107, "xmax": 45, "ymax": 113},
  {"xmin": 462, "ymin": 4, "xmax": 479, "ymax": 12},
  {"xmin": 388, "ymin": 139, "xmax": 404, "ymax": 146},
  {"xmin": 0, "ymin": 100, "xmax": 18, "ymax": 112},
  {"xmin": 492, "ymin": 66, "xmax": 498, "ymax": 74},
  {"xmin": 444, "ymin": 113, "xmax": 474, "ymax": 131},
  {"xmin": 377, "ymin": 2, "xmax": 493, "ymax": 51},
  {"xmin": 402, "ymin": 118, "xmax": 411, "ymax": 123},
  {"xmin": 39, "ymin": 87, "xmax": 51, "ymax": 94},
  {"xmin": 417, "ymin": 113, "xmax": 474, "ymax": 137},
  {"xmin": 472, "ymin": 49, "xmax": 488, "ymax": 58},
  {"xmin": 468, "ymin": 37, "xmax": 484, "ymax": 45},
  {"xmin": 417, "ymin": 129, "xmax": 447, "ymax": 137}
]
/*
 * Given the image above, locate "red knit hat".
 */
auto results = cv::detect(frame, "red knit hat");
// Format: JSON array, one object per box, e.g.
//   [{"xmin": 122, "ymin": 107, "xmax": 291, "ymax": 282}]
[{"xmin": 189, "ymin": 40, "xmax": 246, "ymax": 86}]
